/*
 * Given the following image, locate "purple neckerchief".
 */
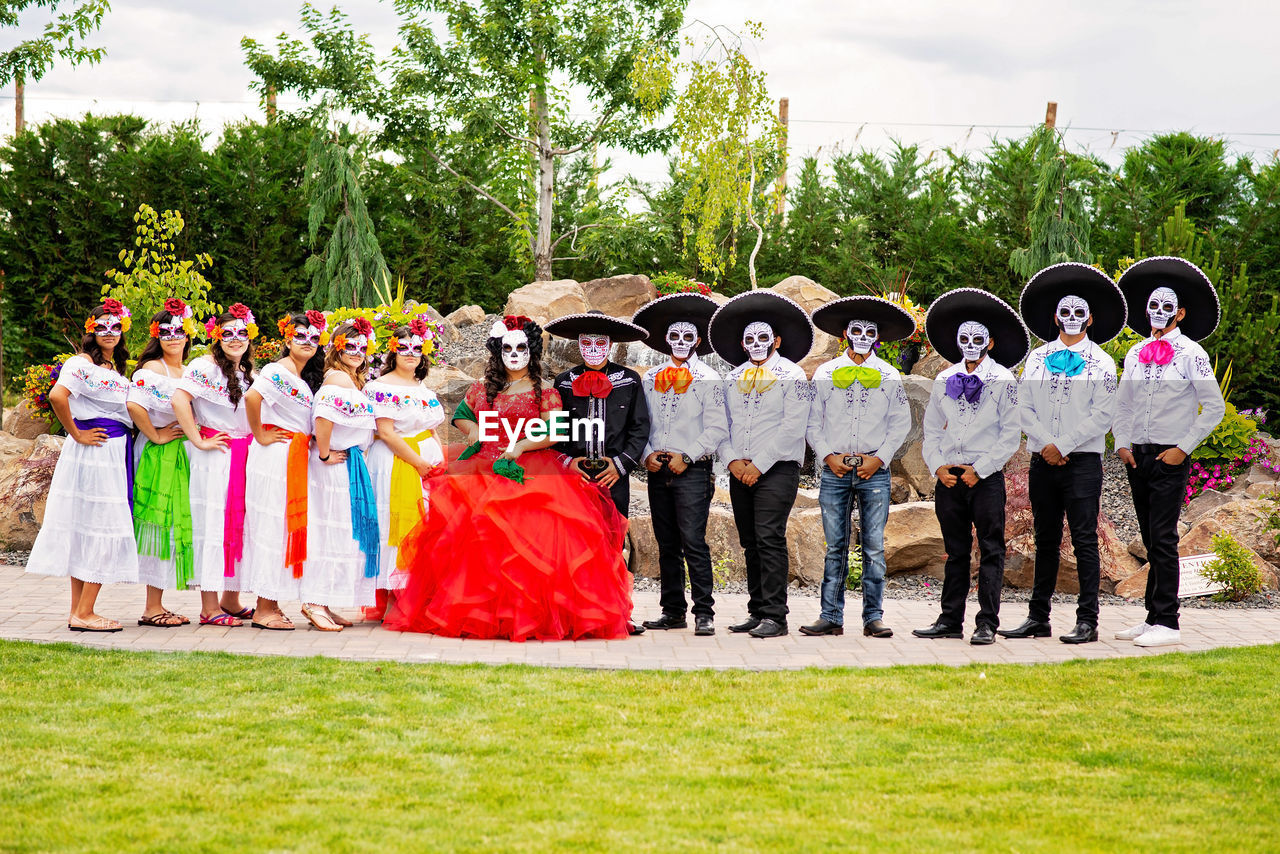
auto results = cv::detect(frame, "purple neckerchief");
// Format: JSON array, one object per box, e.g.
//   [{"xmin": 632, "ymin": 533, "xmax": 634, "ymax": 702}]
[
  {"xmin": 74, "ymin": 418, "xmax": 134, "ymax": 510},
  {"xmin": 944, "ymin": 372, "xmax": 985, "ymax": 403}
]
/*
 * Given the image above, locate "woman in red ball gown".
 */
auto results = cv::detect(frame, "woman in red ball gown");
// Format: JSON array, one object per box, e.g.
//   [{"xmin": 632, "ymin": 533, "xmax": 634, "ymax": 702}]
[{"xmin": 384, "ymin": 316, "xmax": 631, "ymax": 641}]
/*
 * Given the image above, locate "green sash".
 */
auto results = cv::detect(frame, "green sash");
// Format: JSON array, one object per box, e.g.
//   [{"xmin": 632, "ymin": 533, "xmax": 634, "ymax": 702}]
[{"xmin": 133, "ymin": 438, "xmax": 195, "ymax": 589}]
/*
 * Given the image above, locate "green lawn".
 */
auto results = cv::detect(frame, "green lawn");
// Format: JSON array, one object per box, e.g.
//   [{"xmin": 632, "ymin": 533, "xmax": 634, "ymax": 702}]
[{"xmin": 2, "ymin": 640, "xmax": 1278, "ymax": 853}]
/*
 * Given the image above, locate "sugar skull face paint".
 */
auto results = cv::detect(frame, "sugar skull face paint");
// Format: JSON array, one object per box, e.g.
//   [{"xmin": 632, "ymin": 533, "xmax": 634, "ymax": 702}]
[
  {"xmin": 845, "ymin": 320, "xmax": 879, "ymax": 355},
  {"xmin": 666, "ymin": 322, "xmax": 698, "ymax": 360},
  {"xmin": 292, "ymin": 326, "xmax": 323, "ymax": 348},
  {"xmin": 1055, "ymin": 295, "xmax": 1090, "ymax": 336},
  {"xmin": 94, "ymin": 316, "xmax": 124, "ymax": 337},
  {"xmin": 220, "ymin": 320, "xmax": 251, "ymax": 344},
  {"xmin": 156, "ymin": 318, "xmax": 187, "ymax": 341},
  {"xmin": 395, "ymin": 335, "xmax": 425, "ymax": 358},
  {"xmin": 957, "ymin": 321, "xmax": 990, "ymax": 361},
  {"xmin": 340, "ymin": 335, "xmax": 368, "ymax": 357},
  {"xmin": 579, "ymin": 334, "xmax": 611, "ymax": 367},
  {"xmin": 502, "ymin": 330, "xmax": 530, "ymax": 371},
  {"xmin": 1147, "ymin": 286, "xmax": 1179, "ymax": 331},
  {"xmin": 742, "ymin": 321, "xmax": 775, "ymax": 362}
]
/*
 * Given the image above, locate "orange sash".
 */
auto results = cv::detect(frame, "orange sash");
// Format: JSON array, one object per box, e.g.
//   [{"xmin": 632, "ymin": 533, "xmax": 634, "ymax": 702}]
[{"xmin": 267, "ymin": 425, "xmax": 310, "ymax": 578}]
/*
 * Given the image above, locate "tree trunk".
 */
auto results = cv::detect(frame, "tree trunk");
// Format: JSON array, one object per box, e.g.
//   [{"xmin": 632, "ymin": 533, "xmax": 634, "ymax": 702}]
[{"xmin": 533, "ymin": 76, "xmax": 554, "ymax": 281}]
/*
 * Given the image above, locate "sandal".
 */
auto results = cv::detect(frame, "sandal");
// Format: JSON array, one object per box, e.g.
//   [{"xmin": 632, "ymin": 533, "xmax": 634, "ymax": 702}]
[
  {"xmin": 165, "ymin": 610, "xmax": 191, "ymax": 625},
  {"xmin": 251, "ymin": 612, "xmax": 296, "ymax": 631},
  {"xmin": 221, "ymin": 605, "xmax": 255, "ymax": 620},
  {"xmin": 69, "ymin": 615, "xmax": 123, "ymax": 633},
  {"xmin": 138, "ymin": 612, "xmax": 184, "ymax": 628},
  {"xmin": 325, "ymin": 608, "xmax": 353, "ymax": 628},
  {"xmin": 199, "ymin": 612, "xmax": 243, "ymax": 627},
  {"xmin": 300, "ymin": 604, "xmax": 342, "ymax": 632}
]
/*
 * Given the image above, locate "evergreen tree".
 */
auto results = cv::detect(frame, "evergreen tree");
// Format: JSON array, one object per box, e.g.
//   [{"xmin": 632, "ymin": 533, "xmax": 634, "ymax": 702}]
[{"xmin": 1009, "ymin": 126, "xmax": 1095, "ymax": 280}]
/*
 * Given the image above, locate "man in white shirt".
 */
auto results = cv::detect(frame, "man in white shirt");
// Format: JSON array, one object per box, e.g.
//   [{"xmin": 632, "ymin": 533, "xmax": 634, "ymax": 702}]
[
  {"xmin": 632, "ymin": 294, "xmax": 729, "ymax": 637},
  {"xmin": 709, "ymin": 291, "xmax": 815, "ymax": 639},
  {"xmin": 913, "ymin": 289, "xmax": 1029, "ymax": 645},
  {"xmin": 1001, "ymin": 264, "xmax": 1124, "ymax": 645},
  {"xmin": 1112, "ymin": 257, "xmax": 1226, "ymax": 648},
  {"xmin": 802, "ymin": 296, "xmax": 914, "ymax": 639}
]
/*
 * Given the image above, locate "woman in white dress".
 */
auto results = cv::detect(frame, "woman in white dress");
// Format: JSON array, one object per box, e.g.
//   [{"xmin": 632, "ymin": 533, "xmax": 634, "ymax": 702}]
[
  {"xmin": 241, "ymin": 310, "xmax": 327, "ymax": 631},
  {"xmin": 301, "ymin": 318, "xmax": 380, "ymax": 632},
  {"xmin": 27, "ymin": 299, "xmax": 139, "ymax": 632},
  {"xmin": 127, "ymin": 300, "xmax": 196, "ymax": 627},
  {"xmin": 171, "ymin": 305, "xmax": 257, "ymax": 627},
  {"xmin": 364, "ymin": 319, "xmax": 446, "ymax": 619}
]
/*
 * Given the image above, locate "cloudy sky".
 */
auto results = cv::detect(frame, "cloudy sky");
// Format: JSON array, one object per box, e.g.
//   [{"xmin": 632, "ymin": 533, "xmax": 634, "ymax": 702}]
[{"xmin": 5, "ymin": 0, "xmax": 1280, "ymax": 180}]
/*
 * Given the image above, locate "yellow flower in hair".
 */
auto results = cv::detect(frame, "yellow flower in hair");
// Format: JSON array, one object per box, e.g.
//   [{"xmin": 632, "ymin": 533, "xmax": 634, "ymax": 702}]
[
  {"xmin": 182, "ymin": 317, "xmax": 195, "ymax": 336},
  {"xmin": 367, "ymin": 337, "xmax": 380, "ymax": 354},
  {"xmin": 246, "ymin": 322, "xmax": 259, "ymax": 340},
  {"xmin": 320, "ymin": 330, "xmax": 331, "ymax": 346},
  {"xmin": 120, "ymin": 316, "xmax": 132, "ymax": 332},
  {"xmin": 423, "ymin": 340, "xmax": 435, "ymax": 355}
]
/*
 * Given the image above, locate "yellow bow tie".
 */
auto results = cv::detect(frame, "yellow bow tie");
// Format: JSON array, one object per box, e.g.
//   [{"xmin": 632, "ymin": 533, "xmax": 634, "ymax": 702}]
[
  {"xmin": 737, "ymin": 365, "xmax": 777, "ymax": 394},
  {"xmin": 654, "ymin": 366, "xmax": 694, "ymax": 394}
]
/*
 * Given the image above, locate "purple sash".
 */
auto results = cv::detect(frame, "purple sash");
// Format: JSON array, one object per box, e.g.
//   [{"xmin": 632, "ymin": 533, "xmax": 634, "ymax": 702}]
[{"xmin": 74, "ymin": 418, "xmax": 134, "ymax": 510}]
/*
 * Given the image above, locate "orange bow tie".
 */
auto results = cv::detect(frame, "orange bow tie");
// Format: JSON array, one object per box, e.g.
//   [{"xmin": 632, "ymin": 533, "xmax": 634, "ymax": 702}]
[{"xmin": 654, "ymin": 366, "xmax": 694, "ymax": 394}]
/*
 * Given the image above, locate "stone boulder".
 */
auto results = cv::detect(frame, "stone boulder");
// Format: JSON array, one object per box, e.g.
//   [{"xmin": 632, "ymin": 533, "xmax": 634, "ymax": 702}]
[
  {"xmin": 423, "ymin": 365, "xmax": 477, "ymax": 441},
  {"xmin": 0, "ymin": 434, "xmax": 66, "ymax": 550},
  {"xmin": 785, "ymin": 507, "xmax": 826, "ymax": 585},
  {"xmin": 445, "ymin": 305, "xmax": 486, "ymax": 327},
  {"xmin": 1003, "ymin": 516, "xmax": 1143, "ymax": 594},
  {"xmin": 890, "ymin": 476, "xmax": 916, "ymax": 504},
  {"xmin": 3, "ymin": 400, "xmax": 53, "ymax": 440},
  {"xmin": 1195, "ymin": 499, "xmax": 1280, "ymax": 564},
  {"xmin": 911, "ymin": 350, "xmax": 952, "ymax": 379},
  {"xmin": 1116, "ymin": 515, "xmax": 1280, "ymax": 598},
  {"xmin": 769, "ymin": 276, "xmax": 838, "ymax": 376},
  {"xmin": 1184, "ymin": 488, "xmax": 1234, "ymax": 523},
  {"xmin": 884, "ymin": 501, "xmax": 945, "ymax": 575},
  {"xmin": 581, "ymin": 275, "xmax": 657, "ymax": 319},
  {"xmin": 420, "ymin": 305, "xmax": 461, "ymax": 344},
  {"xmin": 503, "ymin": 279, "xmax": 589, "ymax": 325}
]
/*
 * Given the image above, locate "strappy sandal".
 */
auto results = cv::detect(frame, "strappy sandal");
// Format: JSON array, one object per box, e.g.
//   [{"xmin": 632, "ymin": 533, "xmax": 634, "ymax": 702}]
[
  {"xmin": 325, "ymin": 608, "xmax": 353, "ymax": 628},
  {"xmin": 138, "ymin": 612, "xmax": 184, "ymax": 628},
  {"xmin": 221, "ymin": 605, "xmax": 255, "ymax": 620},
  {"xmin": 251, "ymin": 612, "xmax": 296, "ymax": 631},
  {"xmin": 199, "ymin": 612, "xmax": 243, "ymax": 627},
  {"xmin": 164, "ymin": 610, "xmax": 191, "ymax": 625},
  {"xmin": 69, "ymin": 615, "xmax": 123, "ymax": 633},
  {"xmin": 301, "ymin": 604, "xmax": 343, "ymax": 632}
]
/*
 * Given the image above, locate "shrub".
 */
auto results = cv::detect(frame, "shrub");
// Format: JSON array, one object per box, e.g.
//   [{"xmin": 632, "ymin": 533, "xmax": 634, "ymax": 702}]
[
  {"xmin": 1193, "ymin": 403, "xmax": 1258, "ymax": 463},
  {"xmin": 1202, "ymin": 532, "xmax": 1264, "ymax": 602},
  {"xmin": 652, "ymin": 271, "xmax": 711, "ymax": 296}
]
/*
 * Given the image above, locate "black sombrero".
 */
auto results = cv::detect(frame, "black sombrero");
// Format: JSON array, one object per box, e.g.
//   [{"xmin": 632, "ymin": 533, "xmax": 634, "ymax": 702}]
[
  {"xmin": 811, "ymin": 296, "xmax": 916, "ymax": 343},
  {"xmin": 544, "ymin": 310, "xmax": 649, "ymax": 343},
  {"xmin": 1019, "ymin": 262, "xmax": 1127, "ymax": 344},
  {"xmin": 925, "ymin": 288, "xmax": 1030, "ymax": 368},
  {"xmin": 1117, "ymin": 256, "xmax": 1220, "ymax": 341},
  {"xmin": 708, "ymin": 290, "xmax": 814, "ymax": 367},
  {"xmin": 631, "ymin": 293, "xmax": 718, "ymax": 357}
]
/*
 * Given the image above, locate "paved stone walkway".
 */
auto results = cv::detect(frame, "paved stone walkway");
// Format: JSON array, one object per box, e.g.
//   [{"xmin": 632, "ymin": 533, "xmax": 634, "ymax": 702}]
[{"xmin": 3, "ymin": 565, "xmax": 1277, "ymax": 670}]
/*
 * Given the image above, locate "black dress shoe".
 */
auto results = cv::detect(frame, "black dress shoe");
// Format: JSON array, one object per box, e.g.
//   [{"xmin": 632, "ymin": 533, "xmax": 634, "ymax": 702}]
[
  {"xmin": 912, "ymin": 621, "xmax": 963, "ymax": 639},
  {"xmin": 863, "ymin": 619, "xmax": 893, "ymax": 638},
  {"xmin": 996, "ymin": 618, "xmax": 1052, "ymax": 639},
  {"xmin": 970, "ymin": 625, "xmax": 997, "ymax": 645},
  {"xmin": 642, "ymin": 614, "xmax": 687, "ymax": 630},
  {"xmin": 694, "ymin": 616, "xmax": 715, "ymax": 636},
  {"xmin": 748, "ymin": 618, "xmax": 788, "ymax": 638},
  {"xmin": 627, "ymin": 622, "xmax": 646, "ymax": 636},
  {"xmin": 1059, "ymin": 622, "xmax": 1099, "ymax": 644},
  {"xmin": 799, "ymin": 618, "xmax": 844, "ymax": 636},
  {"xmin": 729, "ymin": 617, "xmax": 762, "ymax": 633}
]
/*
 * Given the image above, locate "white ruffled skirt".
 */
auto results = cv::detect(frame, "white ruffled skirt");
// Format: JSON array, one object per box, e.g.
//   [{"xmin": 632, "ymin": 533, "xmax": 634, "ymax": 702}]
[
  {"xmin": 365, "ymin": 441, "xmax": 425, "ymax": 591},
  {"xmin": 242, "ymin": 440, "xmax": 301, "ymax": 603},
  {"xmin": 187, "ymin": 442, "xmax": 247, "ymax": 593},
  {"xmin": 132, "ymin": 435, "xmax": 184, "ymax": 590},
  {"xmin": 27, "ymin": 434, "xmax": 139, "ymax": 585},
  {"xmin": 300, "ymin": 450, "xmax": 376, "ymax": 608}
]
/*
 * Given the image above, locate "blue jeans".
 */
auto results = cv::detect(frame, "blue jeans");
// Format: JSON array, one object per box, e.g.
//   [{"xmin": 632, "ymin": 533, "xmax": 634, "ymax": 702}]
[{"xmin": 818, "ymin": 465, "xmax": 890, "ymax": 626}]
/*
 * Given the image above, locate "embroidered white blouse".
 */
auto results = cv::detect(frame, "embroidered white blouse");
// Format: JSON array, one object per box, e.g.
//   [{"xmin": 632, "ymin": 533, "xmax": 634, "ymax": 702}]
[{"xmin": 56, "ymin": 355, "xmax": 132, "ymax": 425}]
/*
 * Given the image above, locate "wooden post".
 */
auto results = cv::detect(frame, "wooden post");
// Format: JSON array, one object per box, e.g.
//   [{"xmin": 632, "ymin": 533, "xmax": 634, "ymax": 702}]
[
  {"xmin": 1044, "ymin": 101, "xmax": 1058, "ymax": 129},
  {"xmin": 775, "ymin": 97, "xmax": 789, "ymax": 217},
  {"xmin": 266, "ymin": 84, "xmax": 277, "ymax": 122},
  {"xmin": 14, "ymin": 77, "xmax": 24, "ymax": 134}
]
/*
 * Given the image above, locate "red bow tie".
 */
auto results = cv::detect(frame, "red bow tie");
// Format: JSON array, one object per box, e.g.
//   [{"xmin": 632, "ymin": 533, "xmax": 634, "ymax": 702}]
[{"xmin": 572, "ymin": 370, "xmax": 613, "ymax": 399}]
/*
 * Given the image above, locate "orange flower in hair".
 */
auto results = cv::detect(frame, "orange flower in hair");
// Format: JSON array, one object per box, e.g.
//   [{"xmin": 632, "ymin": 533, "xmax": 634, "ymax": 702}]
[
  {"xmin": 149, "ymin": 321, "xmax": 161, "ymax": 338},
  {"xmin": 84, "ymin": 317, "xmax": 96, "ymax": 334},
  {"xmin": 332, "ymin": 333, "xmax": 347, "ymax": 350},
  {"xmin": 277, "ymin": 315, "xmax": 293, "ymax": 338}
]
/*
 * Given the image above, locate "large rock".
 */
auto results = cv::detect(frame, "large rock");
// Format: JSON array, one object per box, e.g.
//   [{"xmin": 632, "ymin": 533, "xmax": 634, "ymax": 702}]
[
  {"xmin": 891, "ymin": 442, "xmax": 935, "ymax": 499},
  {"xmin": 769, "ymin": 275, "xmax": 838, "ymax": 377},
  {"xmin": 0, "ymin": 434, "xmax": 66, "ymax": 550},
  {"xmin": 445, "ymin": 305, "xmax": 486, "ymax": 327},
  {"xmin": 1003, "ymin": 516, "xmax": 1143, "ymax": 594},
  {"xmin": 897, "ymin": 375, "xmax": 933, "ymax": 456},
  {"xmin": 423, "ymin": 365, "xmax": 477, "ymax": 441},
  {"xmin": 1196, "ymin": 499, "xmax": 1280, "ymax": 564},
  {"xmin": 1184, "ymin": 488, "xmax": 1234, "ymax": 522},
  {"xmin": 581, "ymin": 275, "xmax": 657, "ymax": 319},
  {"xmin": 503, "ymin": 279, "xmax": 589, "ymax": 325},
  {"xmin": 890, "ymin": 475, "xmax": 915, "ymax": 504},
  {"xmin": 3, "ymin": 400, "xmax": 53, "ymax": 440},
  {"xmin": 1178, "ymin": 517, "xmax": 1278, "ymax": 590},
  {"xmin": 421, "ymin": 304, "xmax": 461, "ymax": 344},
  {"xmin": 884, "ymin": 501, "xmax": 945, "ymax": 575},
  {"xmin": 911, "ymin": 350, "xmax": 952, "ymax": 379}
]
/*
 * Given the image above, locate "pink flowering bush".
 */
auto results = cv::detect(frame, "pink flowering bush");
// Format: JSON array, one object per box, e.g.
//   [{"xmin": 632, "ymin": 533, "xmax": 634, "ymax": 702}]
[{"xmin": 1184, "ymin": 407, "xmax": 1280, "ymax": 504}]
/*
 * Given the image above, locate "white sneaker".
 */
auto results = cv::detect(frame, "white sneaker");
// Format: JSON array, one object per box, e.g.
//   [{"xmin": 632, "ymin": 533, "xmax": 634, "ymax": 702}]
[
  {"xmin": 1115, "ymin": 622, "xmax": 1154, "ymax": 640},
  {"xmin": 1134, "ymin": 625, "xmax": 1182, "ymax": 647}
]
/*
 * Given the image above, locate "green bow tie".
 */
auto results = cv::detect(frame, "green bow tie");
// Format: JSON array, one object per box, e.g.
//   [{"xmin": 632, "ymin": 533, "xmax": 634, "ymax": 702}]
[{"xmin": 832, "ymin": 365, "xmax": 882, "ymax": 390}]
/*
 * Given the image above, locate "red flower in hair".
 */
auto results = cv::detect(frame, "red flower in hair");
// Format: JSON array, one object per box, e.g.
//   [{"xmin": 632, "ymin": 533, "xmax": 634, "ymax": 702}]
[
  {"xmin": 504, "ymin": 315, "xmax": 532, "ymax": 331},
  {"xmin": 351, "ymin": 317, "xmax": 374, "ymax": 337},
  {"xmin": 229, "ymin": 302, "xmax": 251, "ymax": 321},
  {"xmin": 409, "ymin": 317, "xmax": 430, "ymax": 337},
  {"xmin": 305, "ymin": 310, "xmax": 327, "ymax": 331},
  {"xmin": 103, "ymin": 298, "xmax": 124, "ymax": 315},
  {"xmin": 163, "ymin": 297, "xmax": 187, "ymax": 315}
]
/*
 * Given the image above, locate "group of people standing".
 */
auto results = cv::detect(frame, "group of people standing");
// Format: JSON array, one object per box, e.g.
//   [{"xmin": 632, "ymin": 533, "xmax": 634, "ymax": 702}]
[{"xmin": 27, "ymin": 255, "xmax": 1225, "ymax": 649}]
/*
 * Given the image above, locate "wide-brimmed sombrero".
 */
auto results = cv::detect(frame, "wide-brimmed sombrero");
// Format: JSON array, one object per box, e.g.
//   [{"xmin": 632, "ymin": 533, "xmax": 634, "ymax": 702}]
[
  {"xmin": 1019, "ymin": 262, "xmax": 1127, "ymax": 344},
  {"xmin": 811, "ymin": 295, "xmax": 916, "ymax": 343},
  {"xmin": 708, "ymin": 291, "xmax": 814, "ymax": 367},
  {"xmin": 544, "ymin": 309, "xmax": 649, "ymax": 343},
  {"xmin": 1117, "ymin": 256, "xmax": 1220, "ymax": 341},
  {"xmin": 925, "ymin": 288, "xmax": 1030, "ymax": 368},
  {"xmin": 631, "ymin": 293, "xmax": 718, "ymax": 356}
]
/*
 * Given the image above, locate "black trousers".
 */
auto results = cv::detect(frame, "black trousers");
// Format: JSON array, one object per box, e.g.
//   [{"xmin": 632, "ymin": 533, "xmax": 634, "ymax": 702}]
[
  {"xmin": 608, "ymin": 475, "xmax": 630, "ymax": 519},
  {"xmin": 729, "ymin": 461, "xmax": 800, "ymax": 623},
  {"xmin": 1126, "ymin": 445, "xmax": 1191, "ymax": 629},
  {"xmin": 1028, "ymin": 452, "xmax": 1103, "ymax": 627},
  {"xmin": 934, "ymin": 471, "xmax": 1006, "ymax": 630},
  {"xmin": 648, "ymin": 461, "xmax": 715, "ymax": 618}
]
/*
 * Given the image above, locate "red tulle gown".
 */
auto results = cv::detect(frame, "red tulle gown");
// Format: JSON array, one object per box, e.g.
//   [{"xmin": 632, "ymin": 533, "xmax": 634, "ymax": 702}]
[{"xmin": 384, "ymin": 382, "xmax": 632, "ymax": 641}]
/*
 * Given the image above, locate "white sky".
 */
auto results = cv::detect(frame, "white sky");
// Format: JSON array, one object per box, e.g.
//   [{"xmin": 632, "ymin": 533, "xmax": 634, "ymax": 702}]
[{"xmin": 5, "ymin": 0, "xmax": 1280, "ymax": 183}]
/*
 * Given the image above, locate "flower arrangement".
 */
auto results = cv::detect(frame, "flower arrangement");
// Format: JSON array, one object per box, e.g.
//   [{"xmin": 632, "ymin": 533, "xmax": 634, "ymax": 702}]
[
  {"xmin": 20, "ymin": 354, "xmax": 73, "ymax": 432},
  {"xmin": 872, "ymin": 292, "xmax": 930, "ymax": 368},
  {"xmin": 652, "ymin": 271, "xmax": 712, "ymax": 297},
  {"xmin": 329, "ymin": 302, "xmax": 447, "ymax": 367}
]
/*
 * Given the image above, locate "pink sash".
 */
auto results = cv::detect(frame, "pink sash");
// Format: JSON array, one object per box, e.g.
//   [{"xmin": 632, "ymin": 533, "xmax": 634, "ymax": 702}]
[{"xmin": 201, "ymin": 427, "xmax": 252, "ymax": 578}]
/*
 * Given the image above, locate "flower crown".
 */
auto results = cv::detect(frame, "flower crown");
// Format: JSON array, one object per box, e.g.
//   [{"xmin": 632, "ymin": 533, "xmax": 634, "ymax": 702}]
[
  {"xmin": 488, "ymin": 315, "xmax": 532, "ymax": 339},
  {"xmin": 85, "ymin": 298, "xmax": 132, "ymax": 335},
  {"xmin": 205, "ymin": 303, "xmax": 259, "ymax": 342}
]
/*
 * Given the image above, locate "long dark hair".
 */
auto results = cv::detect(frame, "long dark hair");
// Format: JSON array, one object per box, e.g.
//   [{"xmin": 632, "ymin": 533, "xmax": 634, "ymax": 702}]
[
  {"xmin": 132, "ymin": 309, "xmax": 191, "ymax": 374},
  {"xmin": 484, "ymin": 319, "xmax": 543, "ymax": 405},
  {"xmin": 281, "ymin": 312, "xmax": 326, "ymax": 393},
  {"xmin": 79, "ymin": 304, "xmax": 130, "ymax": 375},
  {"xmin": 379, "ymin": 324, "xmax": 430, "ymax": 382},
  {"xmin": 210, "ymin": 310, "xmax": 256, "ymax": 407},
  {"xmin": 323, "ymin": 321, "xmax": 370, "ymax": 389}
]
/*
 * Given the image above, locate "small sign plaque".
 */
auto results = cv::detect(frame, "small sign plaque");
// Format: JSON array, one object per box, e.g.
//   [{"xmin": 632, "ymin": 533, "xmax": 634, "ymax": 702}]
[{"xmin": 1178, "ymin": 553, "xmax": 1226, "ymax": 599}]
